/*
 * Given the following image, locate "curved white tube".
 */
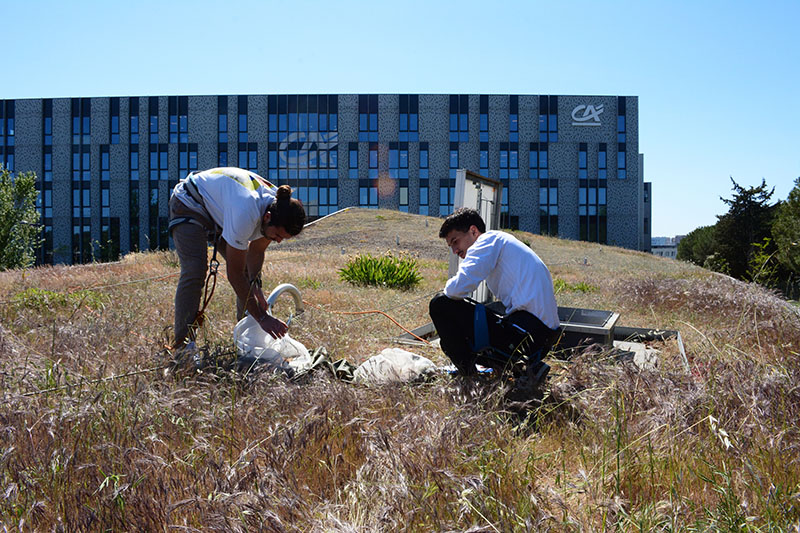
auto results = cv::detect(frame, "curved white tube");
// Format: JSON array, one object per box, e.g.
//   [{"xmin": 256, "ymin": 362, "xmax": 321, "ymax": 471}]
[{"xmin": 266, "ymin": 283, "xmax": 304, "ymax": 316}]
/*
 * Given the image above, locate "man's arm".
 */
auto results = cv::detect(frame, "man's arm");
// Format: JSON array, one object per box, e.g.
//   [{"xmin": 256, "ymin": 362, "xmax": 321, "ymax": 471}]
[
  {"xmin": 225, "ymin": 242, "xmax": 288, "ymax": 338},
  {"xmin": 246, "ymin": 237, "xmax": 268, "ymax": 282},
  {"xmin": 444, "ymin": 235, "xmax": 499, "ymax": 299}
]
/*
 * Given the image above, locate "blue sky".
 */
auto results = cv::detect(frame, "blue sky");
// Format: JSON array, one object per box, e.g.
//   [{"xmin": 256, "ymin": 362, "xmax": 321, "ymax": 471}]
[{"xmin": 4, "ymin": 0, "xmax": 798, "ymax": 237}]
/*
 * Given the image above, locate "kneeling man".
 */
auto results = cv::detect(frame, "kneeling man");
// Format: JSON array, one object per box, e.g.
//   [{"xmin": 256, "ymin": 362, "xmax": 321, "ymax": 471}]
[{"xmin": 429, "ymin": 208, "xmax": 560, "ymax": 376}]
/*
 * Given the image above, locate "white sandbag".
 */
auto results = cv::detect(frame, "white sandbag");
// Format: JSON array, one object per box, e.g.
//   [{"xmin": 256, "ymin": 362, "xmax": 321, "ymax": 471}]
[
  {"xmin": 233, "ymin": 315, "xmax": 313, "ymax": 373},
  {"xmin": 353, "ymin": 348, "xmax": 436, "ymax": 384}
]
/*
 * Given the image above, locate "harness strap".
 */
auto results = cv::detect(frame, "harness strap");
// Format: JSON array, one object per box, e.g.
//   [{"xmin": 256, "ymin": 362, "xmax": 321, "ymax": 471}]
[
  {"xmin": 168, "ymin": 216, "xmax": 206, "ymax": 232},
  {"xmin": 189, "ymin": 235, "xmax": 220, "ymax": 340},
  {"xmin": 184, "ymin": 175, "xmax": 206, "ymax": 207},
  {"xmin": 472, "ymin": 303, "xmax": 490, "ymax": 352}
]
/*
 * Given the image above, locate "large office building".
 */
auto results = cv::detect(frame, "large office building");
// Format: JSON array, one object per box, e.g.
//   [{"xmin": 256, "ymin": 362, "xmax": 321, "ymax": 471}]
[{"xmin": 0, "ymin": 94, "xmax": 651, "ymax": 265}]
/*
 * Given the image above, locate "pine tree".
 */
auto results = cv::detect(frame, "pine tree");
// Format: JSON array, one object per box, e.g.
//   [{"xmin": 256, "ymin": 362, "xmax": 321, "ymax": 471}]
[{"xmin": 714, "ymin": 178, "xmax": 777, "ymax": 280}]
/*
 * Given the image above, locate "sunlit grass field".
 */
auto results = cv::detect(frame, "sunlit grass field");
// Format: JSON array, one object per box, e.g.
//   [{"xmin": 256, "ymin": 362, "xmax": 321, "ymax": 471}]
[{"xmin": 1, "ymin": 208, "xmax": 798, "ymax": 531}]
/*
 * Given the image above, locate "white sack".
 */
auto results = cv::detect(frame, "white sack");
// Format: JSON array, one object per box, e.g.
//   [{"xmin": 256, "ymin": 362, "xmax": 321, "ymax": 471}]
[
  {"xmin": 353, "ymin": 348, "xmax": 436, "ymax": 384},
  {"xmin": 233, "ymin": 315, "xmax": 313, "ymax": 373}
]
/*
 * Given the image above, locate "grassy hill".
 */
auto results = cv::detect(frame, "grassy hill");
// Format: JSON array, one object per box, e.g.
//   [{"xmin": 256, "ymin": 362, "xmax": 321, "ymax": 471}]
[{"xmin": 1, "ymin": 208, "xmax": 798, "ymax": 531}]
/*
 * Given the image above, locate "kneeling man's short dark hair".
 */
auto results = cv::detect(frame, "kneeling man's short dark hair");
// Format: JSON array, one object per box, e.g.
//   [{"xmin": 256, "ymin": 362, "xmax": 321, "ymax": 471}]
[{"xmin": 439, "ymin": 207, "xmax": 486, "ymax": 238}]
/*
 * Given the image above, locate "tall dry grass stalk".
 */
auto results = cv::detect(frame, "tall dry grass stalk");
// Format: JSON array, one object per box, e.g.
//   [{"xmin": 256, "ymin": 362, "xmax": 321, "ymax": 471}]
[{"xmin": 0, "ymin": 209, "xmax": 798, "ymax": 531}]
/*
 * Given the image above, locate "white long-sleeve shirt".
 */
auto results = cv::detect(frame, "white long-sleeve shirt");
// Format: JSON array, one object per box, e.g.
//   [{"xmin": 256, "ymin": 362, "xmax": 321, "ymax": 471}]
[{"xmin": 444, "ymin": 231, "xmax": 560, "ymax": 330}]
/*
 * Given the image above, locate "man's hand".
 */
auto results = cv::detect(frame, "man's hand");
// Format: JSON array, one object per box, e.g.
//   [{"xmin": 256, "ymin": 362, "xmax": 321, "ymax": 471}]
[{"xmin": 256, "ymin": 313, "xmax": 288, "ymax": 339}]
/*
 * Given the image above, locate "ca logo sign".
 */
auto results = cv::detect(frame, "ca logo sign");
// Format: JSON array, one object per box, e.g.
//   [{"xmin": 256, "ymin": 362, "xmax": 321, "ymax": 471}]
[{"xmin": 571, "ymin": 104, "xmax": 604, "ymax": 126}]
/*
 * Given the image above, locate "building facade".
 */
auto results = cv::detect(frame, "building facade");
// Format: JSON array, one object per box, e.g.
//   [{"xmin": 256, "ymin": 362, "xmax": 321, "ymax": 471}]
[
  {"xmin": 1, "ymin": 94, "xmax": 649, "ymax": 265},
  {"xmin": 651, "ymin": 235, "xmax": 685, "ymax": 259}
]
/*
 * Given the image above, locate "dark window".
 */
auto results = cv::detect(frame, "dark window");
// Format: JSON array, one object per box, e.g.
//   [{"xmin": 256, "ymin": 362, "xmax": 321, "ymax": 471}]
[
  {"xmin": 368, "ymin": 142, "xmax": 378, "ymax": 179},
  {"xmin": 238, "ymin": 95, "xmax": 248, "ymax": 143},
  {"xmin": 530, "ymin": 142, "xmax": 548, "ymax": 180},
  {"xmin": 399, "ymin": 94, "xmax": 419, "ymax": 142},
  {"xmin": 129, "ymin": 97, "xmax": 140, "ymax": 145},
  {"xmin": 179, "ymin": 143, "xmax": 199, "ymax": 178},
  {"xmin": 168, "ymin": 96, "xmax": 189, "ymax": 144},
  {"xmin": 359, "ymin": 94, "xmax": 378, "ymax": 142},
  {"xmin": 43, "ymin": 99, "xmax": 53, "ymax": 146},
  {"xmin": 129, "ymin": 146, "xmax": 140, "ymax": 252},
  {"xmin": 579, "ymin": 143, "xmax": 607, "ymax": 243},
  {"xmin": 598, "ymin": 143, "xmax": 607, "ymax": 180},
  {"xmin": 238, "ymin": 142, "xmax": 258, "ymax": 172},
  {"xmin": 419, "ymin": 141, "xmax": 429, "ymax": 215},
  {"xmin": 579, "ymin": 143, "xmax": 588, "ymax": 179},
  {"xmin": 148, "ymin": 144, "xmax": 169, "ymax": 250},
  {"xmin": 539, "ymin": 95, "xmax": 558, "ymax": 143},
  {"xmin": 70, "ymin": 140, "xmax": 92, "ymax": 263},
  {"xmin": 417, "ymin": 141, "xmax": 429, "ymax": 214},
  {"xmin": 509, "ymin": 95, "xmax": 518, "ymax": 142},
  {"xmin": 71, "ymin": 98, "xmax": 91, "ymax": 145},
  {"xmin": 479, "ymin": 95, "xmax": 489, "ymax": 142},
  {"xmin": 449, "ymin": 94, "xmax": 469, "ymax": 142},
  {"xmin": 349, "ymin": 142, "xmax": 358, "ymax": 179},
  {"xmin": 531, "ymin": 142, "xmax": 556, "ymax": 236},
  {"xmin": 149, "ymin": 97, "xmax": 158, "ymax": 144}
]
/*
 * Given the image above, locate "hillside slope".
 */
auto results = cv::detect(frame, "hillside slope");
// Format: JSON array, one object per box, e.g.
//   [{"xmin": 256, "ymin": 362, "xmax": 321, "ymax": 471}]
[{"xmin": 1, "ymin": 208, "xmax": 798, "ymax": 531}]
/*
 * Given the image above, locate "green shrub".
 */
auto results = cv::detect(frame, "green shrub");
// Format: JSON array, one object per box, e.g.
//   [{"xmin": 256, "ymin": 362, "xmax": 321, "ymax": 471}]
[{"xmin": 339, "ymin": 254, "xmax": 422, "ymax": 290}]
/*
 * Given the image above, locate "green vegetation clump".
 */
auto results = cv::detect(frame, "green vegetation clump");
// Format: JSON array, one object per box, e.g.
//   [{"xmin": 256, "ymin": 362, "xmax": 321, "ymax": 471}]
[
  {"xmin": 339, "ymin": 253, "xmax": 422, "ymax": 290},
  {"xmin": 12, "ymin": 287, "xmax": 108, "ymax": 312},
  {"xmin": 553, "ymin": 278, "xmax": 597, "ymax": 294}
]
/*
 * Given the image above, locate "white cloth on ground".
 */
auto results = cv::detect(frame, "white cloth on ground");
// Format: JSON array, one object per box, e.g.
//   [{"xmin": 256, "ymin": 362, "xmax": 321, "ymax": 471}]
[{"xmin": 353, "ymin": 348, "xmax": 436, "ymax": 384}]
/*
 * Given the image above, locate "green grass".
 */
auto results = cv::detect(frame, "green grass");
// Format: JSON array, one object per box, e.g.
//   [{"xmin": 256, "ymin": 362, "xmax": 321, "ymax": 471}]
[
  {"xmin": 553, "ymin": 277, "xmax": 597, "ymax": 294},
  {"xmin": 11, "ymin": 286, "xmax": 108, "ymax": 311}
]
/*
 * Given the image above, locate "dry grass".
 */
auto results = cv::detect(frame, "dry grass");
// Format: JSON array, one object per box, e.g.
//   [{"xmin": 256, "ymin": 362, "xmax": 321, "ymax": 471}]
[{"xmin": 1, "ymin": 208, "xmax": 799, "ymax": 531}]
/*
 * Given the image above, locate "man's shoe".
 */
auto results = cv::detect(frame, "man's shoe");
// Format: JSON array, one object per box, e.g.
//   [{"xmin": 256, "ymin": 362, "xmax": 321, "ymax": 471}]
[
  {"xmin": 529, "ymin": 361, "xmax": 550, "ymax": 385},
  {"xmin": 173, "ymin": 340, "xmax": 202, "ymax": 369}
]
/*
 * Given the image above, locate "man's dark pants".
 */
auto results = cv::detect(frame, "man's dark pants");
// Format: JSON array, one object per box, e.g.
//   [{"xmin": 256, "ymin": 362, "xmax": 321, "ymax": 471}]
[{"xmin": 429, "ymin": 292, "xmax": 558, "ymax": 375}]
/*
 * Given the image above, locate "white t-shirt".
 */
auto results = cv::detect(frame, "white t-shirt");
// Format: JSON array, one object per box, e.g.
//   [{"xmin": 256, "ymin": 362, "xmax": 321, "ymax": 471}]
[
  {"xmin": 443, "ymin": 230, "xmax": 560, "ymax": 330},
  {"xmin": 173, "ymin": 167, "xmax": 276, "ymax": 250}
]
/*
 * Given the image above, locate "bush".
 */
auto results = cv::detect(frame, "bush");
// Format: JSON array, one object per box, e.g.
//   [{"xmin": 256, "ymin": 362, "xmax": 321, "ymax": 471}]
[{"xmin": 339, "ymin": 253, "xmax": 422, "ymax": 290}]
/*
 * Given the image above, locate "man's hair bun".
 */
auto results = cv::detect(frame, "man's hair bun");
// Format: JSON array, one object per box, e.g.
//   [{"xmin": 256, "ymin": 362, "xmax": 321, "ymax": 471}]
[
  {"xmin": 266, "ymin": 184, "xmax": 306, "ymax": 236},
  {"xmin": 276, "ymin": 185, "xmax": 292, "ymax": 203}
]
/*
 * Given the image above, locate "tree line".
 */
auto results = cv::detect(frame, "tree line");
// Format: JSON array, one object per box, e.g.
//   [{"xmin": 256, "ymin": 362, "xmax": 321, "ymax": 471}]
[{"xmin": 677, "ymin": 177, "xmax": 800, "ymax": 299}]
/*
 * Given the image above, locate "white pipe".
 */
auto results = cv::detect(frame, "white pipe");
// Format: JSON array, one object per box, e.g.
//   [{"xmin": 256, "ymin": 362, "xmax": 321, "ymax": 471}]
[{"xmin": 266, "ymin": 283, "xmax": 304, "ymax": 315}]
